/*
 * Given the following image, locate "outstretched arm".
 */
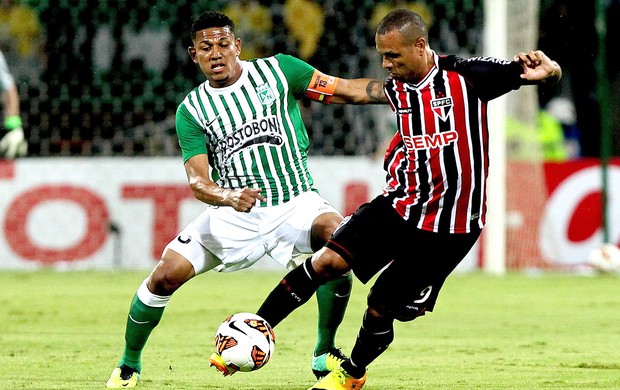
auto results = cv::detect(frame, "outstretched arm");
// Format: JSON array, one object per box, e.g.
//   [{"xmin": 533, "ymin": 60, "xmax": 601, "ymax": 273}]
[
  {"xmin": 304, "ymin": 69, "xmax": 387, "ymax": 105},
  {"xmin": 329, "ymin": 78, "xmax": 387, "ymax": 104},
  {"xmin": 514, "ymin": 50, "xmax": 562, "ymax": 85}
]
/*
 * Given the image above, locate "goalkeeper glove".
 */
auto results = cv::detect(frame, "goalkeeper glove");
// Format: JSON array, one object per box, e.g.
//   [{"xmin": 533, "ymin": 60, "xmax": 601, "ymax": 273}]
[{"xmin": 0, "ymin": 115, "xmax": 27, "ymax": 158}]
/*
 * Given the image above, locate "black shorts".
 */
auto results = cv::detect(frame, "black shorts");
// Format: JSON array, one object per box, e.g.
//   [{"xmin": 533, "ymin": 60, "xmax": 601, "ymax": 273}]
[{"xmin": 325, "ymin": 194, "xmax": 480, "ymax": 320}]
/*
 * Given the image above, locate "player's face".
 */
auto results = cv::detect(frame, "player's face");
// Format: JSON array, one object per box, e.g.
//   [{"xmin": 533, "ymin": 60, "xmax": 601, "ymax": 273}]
[
  {"xmin": 376, "ymin": 30, "xmax": 428, "ymax": 83},
  {"xmin": 189, "ymin": 27, "xmax": 242, "ymax": 88}
]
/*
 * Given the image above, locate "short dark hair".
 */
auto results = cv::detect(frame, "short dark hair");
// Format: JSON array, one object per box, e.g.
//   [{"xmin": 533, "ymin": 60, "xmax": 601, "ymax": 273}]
[
  {"xmin": 376, "ymin": 9, "xmax": 428, "ymax": 42},
  {"xmin": 190, "ymin": 11, "xmax": 235, "ymax": 41}
]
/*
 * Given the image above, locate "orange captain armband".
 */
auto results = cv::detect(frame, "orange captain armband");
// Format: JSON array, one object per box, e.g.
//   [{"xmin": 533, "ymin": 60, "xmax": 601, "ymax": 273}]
[{"xmin": 306, "ymin": 70, "xmax": 340, "ymax": 104}]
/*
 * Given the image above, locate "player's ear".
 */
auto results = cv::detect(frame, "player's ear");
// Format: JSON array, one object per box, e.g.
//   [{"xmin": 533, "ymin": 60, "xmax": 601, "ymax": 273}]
[
  {"xmin": 188, "ymin": 46, "xmax": 198, "ymax": 63},
  {"xmin": 235, "ymin": 38, "xmax": 242, "ymax": 57},
  {"xmin": 414, "ymin": 37, "xmax": 426, "ymax": 53}
]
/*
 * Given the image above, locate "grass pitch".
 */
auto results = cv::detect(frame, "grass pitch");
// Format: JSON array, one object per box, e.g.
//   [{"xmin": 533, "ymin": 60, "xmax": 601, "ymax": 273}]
[{"xmin": 1, "ymin": 270, "xmax": 620, "ymax": 389}]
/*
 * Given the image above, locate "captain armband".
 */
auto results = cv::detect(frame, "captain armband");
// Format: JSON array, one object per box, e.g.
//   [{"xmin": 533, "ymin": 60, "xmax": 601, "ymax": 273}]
[{"xmin": 305, "ymin": 70, "xmax": 340, "ymax": 104}]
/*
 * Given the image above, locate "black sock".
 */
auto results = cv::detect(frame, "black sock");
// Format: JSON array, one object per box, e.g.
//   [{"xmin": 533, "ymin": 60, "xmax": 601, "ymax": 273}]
[
  {"xmin": 257, "ymin": 258, "xmax": 322, "ymax": 328},
  {"xmin": 343, "ymin": 309, "xmax": 394, "ymax": 378}
]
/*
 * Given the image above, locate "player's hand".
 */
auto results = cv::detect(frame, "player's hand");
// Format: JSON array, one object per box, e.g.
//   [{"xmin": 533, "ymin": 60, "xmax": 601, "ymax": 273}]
[
  {"xmin": 227, "ymin": 188, "xmax": 265, "ymax": 212},
  {"xmin": 514, "ymin": 50, "xmax": 562, "ymax": 84},
  {"xmin": 0, "ymin": 127, "xmax": 27, "ymax": 158}
]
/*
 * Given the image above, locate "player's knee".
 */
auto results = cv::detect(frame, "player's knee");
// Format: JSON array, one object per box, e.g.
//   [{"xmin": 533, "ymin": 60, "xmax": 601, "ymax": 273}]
[
  {"xmin": 149, "ymin": 269, "xmax": 182, "ymax": 295},
  {"xmin": 310, "ymin": 212, "xmax": 342, "ymax": 250},
  {"xmin": 311, "ymin": 248, "xmax": 350, "ymax": 281},
  {"xmin": 149, "ymin": 255, "xmax": 194, "ymax": 295}
]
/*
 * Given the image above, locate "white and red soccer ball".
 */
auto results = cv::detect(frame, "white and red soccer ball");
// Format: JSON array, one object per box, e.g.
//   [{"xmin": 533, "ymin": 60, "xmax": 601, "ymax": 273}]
[
  {"xmin": 587, "ymin": 243, "xmax": 620, "ymax": 273},
  {"xmin": 214, "ymin": 312, "xmax": 276, "ymax": 372}
]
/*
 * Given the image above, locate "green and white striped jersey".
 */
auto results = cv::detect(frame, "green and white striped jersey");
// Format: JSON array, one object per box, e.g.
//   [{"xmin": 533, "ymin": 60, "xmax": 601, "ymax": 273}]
[{"xmin": 176, "ymin": 54, "xmax": 318, "ymax": 207}]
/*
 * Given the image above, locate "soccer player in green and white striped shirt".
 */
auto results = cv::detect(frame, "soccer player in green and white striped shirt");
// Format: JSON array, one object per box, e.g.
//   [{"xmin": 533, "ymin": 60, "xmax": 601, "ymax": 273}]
[{"xmin": 107, "ymin": 10, "xmax": 386, "ymax": 389}]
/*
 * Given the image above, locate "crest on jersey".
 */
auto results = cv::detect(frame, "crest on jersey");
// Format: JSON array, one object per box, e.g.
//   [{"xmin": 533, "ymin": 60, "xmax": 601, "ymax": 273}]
[
  {"xmin": 430, "ymin": 97, "xmax": 453, "ymax": 121},
  {"xmin": 256, "ymin": 83, "xmax": 276, "ymax": 106}
]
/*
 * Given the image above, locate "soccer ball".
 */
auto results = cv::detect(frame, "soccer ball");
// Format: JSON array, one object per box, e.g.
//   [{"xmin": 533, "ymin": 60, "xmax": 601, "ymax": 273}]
[
  {"xmin": 214, "ymin": 312, "xmax": 275, "ymax": 372},
  {"xmin": 587, "ymin": 243, "xmax": 620, "ymax": 273}
]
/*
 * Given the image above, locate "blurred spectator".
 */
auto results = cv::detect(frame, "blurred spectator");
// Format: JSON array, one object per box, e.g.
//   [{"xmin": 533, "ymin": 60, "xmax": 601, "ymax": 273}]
[
  {"xmin": 369, "ymin": 1, "xmax": 434, "ymax": 30},
  {"xmin": 284, "ymin": 0, "xmax": 324, "ymax": 60},
  {"xmin": 0, "ymin": 49, "xmax": 26, "ymax": 158},
  {"xmin": 545, "ymin": 97, "xmax": 581, "ymax": 159},
  {"xmin": 537, "ymin": 109, "xmax": 568, "ymax": 162},
  {"xmin": 223, "ymin": 0, "xmax": 272, "ymax": 60},
  {"xmin": 0, "ymin": 0, "xmax": 42, "ymax": 82},
  {"xmin": 506, "ymin": 99, "xmax": 579, "ymax": 163}
]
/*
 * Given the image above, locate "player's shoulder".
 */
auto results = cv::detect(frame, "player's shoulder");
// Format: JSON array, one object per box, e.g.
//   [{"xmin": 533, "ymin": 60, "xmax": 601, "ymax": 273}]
[
  {"xmin": 437, "ymin": 54, "xmax": 465, "ymax": 71},
  {"xmin": 242, "ymin": 53, "xmax": 311, "ymax": 68},
  {"xmin": 257, "ymin": 54, "xmax": 314, "ymax": 80},
  {"xmin": 273, "ymin": 53, "xmax": 311, "ymax": 68},
  {"xmin": 244, "ymin": 54, "xmax": 285, "ymax": 64},
  {"xmin": 439, "ymin": 53, "xmax": 524, "ymax": 101},
  {"xmin": 242, "ymin": 55, "xmax": 287, "ymax": 72}
]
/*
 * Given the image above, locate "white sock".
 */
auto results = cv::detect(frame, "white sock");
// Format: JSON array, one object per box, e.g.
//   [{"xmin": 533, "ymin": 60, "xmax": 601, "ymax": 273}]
[{"xmin": 136, "ymin": 278, "xmax": 171, "ymax": 308}]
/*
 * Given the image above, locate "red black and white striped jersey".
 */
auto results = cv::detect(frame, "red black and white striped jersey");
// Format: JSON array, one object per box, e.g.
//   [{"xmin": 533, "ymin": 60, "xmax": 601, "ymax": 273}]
[{"xmin": 382, "ymin": 51, "xmax": 524, "ymax": 234}]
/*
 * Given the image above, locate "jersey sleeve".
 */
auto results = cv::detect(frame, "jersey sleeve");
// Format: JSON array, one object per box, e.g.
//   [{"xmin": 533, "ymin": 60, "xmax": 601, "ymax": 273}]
[
  {"xmin": 442, "ymin": 55, "xmax": 525, "ymax": 102},
  {"xmin": 176, "ymin": 101, "xmax": 208, "ymax": 163},
  {"xmin": 274, "ymin": 53, "xmax": 316, "ymax": 95},
  {"xmin": 275, "ymin": 53, "xmax": 340, "ymax": 102}
]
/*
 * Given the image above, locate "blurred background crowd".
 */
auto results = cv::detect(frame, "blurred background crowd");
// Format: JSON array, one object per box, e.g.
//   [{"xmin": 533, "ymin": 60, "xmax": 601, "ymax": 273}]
[{"xmin": 0, "ymin": 0, "xmax": 617, "ymax": 159}]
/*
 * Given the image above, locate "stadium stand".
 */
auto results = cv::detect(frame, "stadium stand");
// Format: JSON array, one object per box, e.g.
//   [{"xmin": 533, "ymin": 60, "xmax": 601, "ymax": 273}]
[{"xmin": 7, "ymin": 0, "xmax": 484, "ymax": 157}]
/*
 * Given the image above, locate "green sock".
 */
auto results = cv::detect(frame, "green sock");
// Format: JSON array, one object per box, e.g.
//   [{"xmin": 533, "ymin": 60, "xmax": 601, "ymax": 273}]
[
  {"xmin": 314, "ymin": 273, "xmax": 352, "ymax": 356},
  {"xmin": 118, "ymin": 295, "xmax": 165, "ymax": 373}
]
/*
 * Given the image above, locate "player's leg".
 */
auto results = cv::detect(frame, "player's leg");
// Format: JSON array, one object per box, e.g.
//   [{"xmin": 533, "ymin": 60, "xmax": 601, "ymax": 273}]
[
  {"xmin": 106, "ymin": 248, "xmax": 196, "ymax": 388},
  {"xmin": 311, "ymin": 259, "xmax": 421, "ymax": 390},
  {"xmin": 312, "ymin": 256, "xmax": 402, "ymax": 389},
  {"xmin": 257, "ymin": 247, "xmax": 351, "ymax": 326},
  {"xmin": 309, "ymin": 306, "xmax": 386, "ymax": 390},
  {"xmin": 107, "ymin": 213, "xmax": 225, "ymax": 389},
  {"xmin": 317, "ymin": 228, "xmax": 482, "ymax": 389},
  {"xmin": 121, "ymin": 250, "xmax": 195, "ymax": 368},
  {"xmin": 307, "ymin": 196, "xmax": 408, "ymax": 389},
  {"xmin": 309, "ymin": 212, "xmax": 354, "ymax": 378}
]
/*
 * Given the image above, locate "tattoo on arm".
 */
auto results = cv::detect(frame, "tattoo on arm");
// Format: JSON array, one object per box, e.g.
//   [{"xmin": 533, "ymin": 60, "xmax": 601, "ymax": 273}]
[{"xmin": 366, "ymin": 80, "xmax": 387, "ymax": 103}]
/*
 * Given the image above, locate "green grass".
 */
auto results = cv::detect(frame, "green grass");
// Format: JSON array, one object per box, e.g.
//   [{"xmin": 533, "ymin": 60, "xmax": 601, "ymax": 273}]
[{"xmin": 1, "ymin": 270, "xmax": 620, "ymax": 389}]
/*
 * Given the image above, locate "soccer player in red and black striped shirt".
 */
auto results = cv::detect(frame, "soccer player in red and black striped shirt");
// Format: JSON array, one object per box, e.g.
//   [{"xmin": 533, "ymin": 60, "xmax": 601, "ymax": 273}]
[{"xmin": 257, "ymin": 9, "xmax": 562, "ymax": 389}]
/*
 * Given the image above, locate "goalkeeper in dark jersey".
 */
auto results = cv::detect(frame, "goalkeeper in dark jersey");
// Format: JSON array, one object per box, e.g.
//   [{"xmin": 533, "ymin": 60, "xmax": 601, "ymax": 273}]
[
  {"xmin": 255, "ymin": 9, "xmax": 562, "ymax": 390},
  {"xmin": 106, "ymin": 10, "xmax": 387, "ymax": 389}
]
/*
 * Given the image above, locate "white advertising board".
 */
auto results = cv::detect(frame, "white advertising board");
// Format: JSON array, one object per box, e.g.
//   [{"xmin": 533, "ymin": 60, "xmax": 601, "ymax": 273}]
[
  {"xmin": 0, "ymin": 157, "xmax": 397, "ymax": 270},
  {"xmin": 4, "ymin": 157, "xmax": 614, "ymax": 272}
]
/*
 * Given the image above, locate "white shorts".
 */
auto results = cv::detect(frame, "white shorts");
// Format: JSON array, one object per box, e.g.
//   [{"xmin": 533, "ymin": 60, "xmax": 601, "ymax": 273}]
[{"xmin": 164, "ymin": 191, "xmax": 341, "ymax": 275}]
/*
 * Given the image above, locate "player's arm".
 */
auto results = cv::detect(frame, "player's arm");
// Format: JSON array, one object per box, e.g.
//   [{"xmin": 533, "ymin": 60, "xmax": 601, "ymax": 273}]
[
  {"xmin": 184, "ymin": 154, "xmax": 265, "ymax": 212},
  {"xmin": 305, "ymin": 69, "xmax": 387, "ymax": 104},
  {"xmin": 2, "ymin": 82, "xmax": 19, "ymax": 117}
]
